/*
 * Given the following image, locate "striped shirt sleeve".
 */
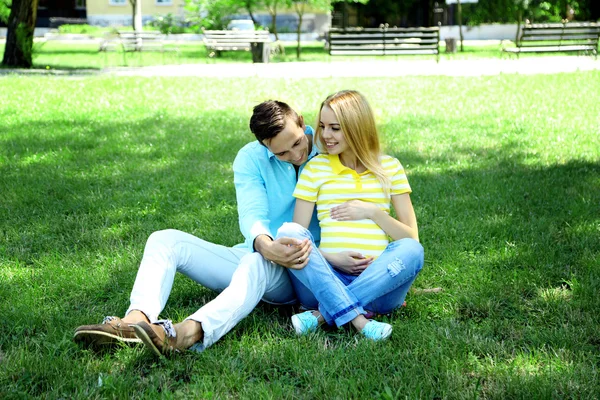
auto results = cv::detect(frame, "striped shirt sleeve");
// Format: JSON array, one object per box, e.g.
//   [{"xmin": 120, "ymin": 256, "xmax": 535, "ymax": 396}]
[
  {"xmin": 294, "ymin": 162, "xmax": 318, "ymax": 202},
  {"xmin": 387, "ymin": 157, "xmax": 412, "ymax": 196}
]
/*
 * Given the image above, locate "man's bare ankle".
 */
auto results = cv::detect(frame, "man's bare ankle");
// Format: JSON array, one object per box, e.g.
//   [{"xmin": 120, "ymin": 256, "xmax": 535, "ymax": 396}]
[
  {"xmin": 175, "ymin": 320, "xmax": 203, "ymax": 349},
  {"xmin": 122, "ymin": 310, "xmax": 149, "ymax": 325}
]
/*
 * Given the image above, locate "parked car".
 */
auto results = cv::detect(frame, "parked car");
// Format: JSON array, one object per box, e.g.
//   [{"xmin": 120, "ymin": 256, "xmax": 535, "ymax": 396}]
[{"xmin": 227, "ymin": 19, "xmax": 255, "ymax": 31}]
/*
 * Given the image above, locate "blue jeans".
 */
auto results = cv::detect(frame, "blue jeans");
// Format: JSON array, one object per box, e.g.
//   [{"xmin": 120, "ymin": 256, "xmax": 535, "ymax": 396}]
[{"xmin": 276, "ymin": 222, "xmax": 424, "ymax": 327}]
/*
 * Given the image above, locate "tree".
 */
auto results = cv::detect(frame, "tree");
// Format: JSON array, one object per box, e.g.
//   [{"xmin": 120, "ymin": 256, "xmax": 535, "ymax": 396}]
[
  {"xmin": 265, "ymin": 0, "xmax": 291, "ymax": 41},
  {"xmin": 242, "ymin": 0, "xmax": 262, "ymax": 25},
  {"xmin": 1, "ymin": 0, "xmax": 39, "ymax": 68},
  {"xmin": 292, "ymin": 0, "xmax": 308, "ymax": 59},
  {"xmin": 129, "ymin": 0, "xmax": 142, "ymax": 31},
  {"xmin": 457, "ymin": 0, "xmax": 463, "ymax": 51},
  {"xmin": 514, "ymin": 0, "xmax": 530, "ymax": 43}
]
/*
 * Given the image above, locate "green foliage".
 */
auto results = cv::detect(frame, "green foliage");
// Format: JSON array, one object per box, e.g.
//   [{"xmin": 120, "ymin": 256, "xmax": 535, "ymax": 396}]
[
  {"xmin": 0, "ymin": 0, "xmax": 10, "ymax": 24},
  {"xmin": 184, "ymin": 0, "xmax": 242, "ymax": 30},
  {"xmin": 332, "ymin": 0, "xmax": 369, "ymax": 4},
  {"xmin": 15, "ymin": 22, "xmax": 33, "ymax": 64},
  {"xmin": 147, "ymin": 13, "xmax": 188, "ymax": 34},
  {"xmin": 463, "ymin": 0, "xmax": 595, "ymax": 24}
]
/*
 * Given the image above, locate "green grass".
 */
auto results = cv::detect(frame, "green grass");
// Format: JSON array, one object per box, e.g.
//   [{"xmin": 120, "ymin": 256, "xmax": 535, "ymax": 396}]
[{"xmin": 0, "ymin": 72, "xmax": 599, "ymax": 398}]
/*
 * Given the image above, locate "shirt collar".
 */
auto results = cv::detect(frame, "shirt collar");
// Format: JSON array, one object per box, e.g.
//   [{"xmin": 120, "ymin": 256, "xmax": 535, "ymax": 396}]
[
  {"xmin": 329, "ymin": 154, "xmax": 372, "ymax": 175},
  {"xmin": 329, "ymin": 154, "xmax": 347, "ymax": 175}
]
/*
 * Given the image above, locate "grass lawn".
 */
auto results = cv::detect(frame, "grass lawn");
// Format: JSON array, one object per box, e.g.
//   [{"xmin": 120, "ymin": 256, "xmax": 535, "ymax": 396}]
[
  {"xmin": 0, "ymin": 72, "xmax": 599, "ymax": 398},
  {"xmin": 0, "ymin": 39, "xmax": 567, "ymax": 70}
]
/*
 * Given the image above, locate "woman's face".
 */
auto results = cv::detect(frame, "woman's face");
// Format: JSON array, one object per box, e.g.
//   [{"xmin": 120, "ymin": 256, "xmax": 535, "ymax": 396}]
[{"xmin": 319, "ymin": 105, "xmax": 349, "ymax": 156}]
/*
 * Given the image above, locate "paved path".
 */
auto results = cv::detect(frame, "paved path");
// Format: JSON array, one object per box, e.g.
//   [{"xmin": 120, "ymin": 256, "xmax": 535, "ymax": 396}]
[
  {"xmin": 2, "ymin": 56, "xmax": 598, "ymax": 78},
  {"xmin": 105, "ymin": 56, "xmax": 599, "ymax": 78}
]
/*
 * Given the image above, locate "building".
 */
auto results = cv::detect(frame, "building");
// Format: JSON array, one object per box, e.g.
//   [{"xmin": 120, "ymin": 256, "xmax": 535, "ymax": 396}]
[
  {"xmin": 33, "ymin": 0, "xmax": 184, "ymax": 28},
  {"xmin": 86, "ymin": 0, "xmax": 184, "ymax": 27}
]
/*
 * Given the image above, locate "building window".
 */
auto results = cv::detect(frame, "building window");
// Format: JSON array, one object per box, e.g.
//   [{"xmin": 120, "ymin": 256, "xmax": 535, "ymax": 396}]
[
  {"xmin": 109, "ymin": 0, "xmax": 126, "ymax": 5},
  {"xmin": 76, "ymin": 0, "xmax": 86, "ymax": 9},
  {"xmin": 156, "ymin": 0, "xmax": 173, "ymax": 5}
]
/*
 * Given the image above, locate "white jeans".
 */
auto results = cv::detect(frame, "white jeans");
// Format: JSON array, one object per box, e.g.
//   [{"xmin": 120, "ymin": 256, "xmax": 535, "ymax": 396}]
[{"xmin": 126, "ymin": 229, "xmax": 295, "ymax": 350}]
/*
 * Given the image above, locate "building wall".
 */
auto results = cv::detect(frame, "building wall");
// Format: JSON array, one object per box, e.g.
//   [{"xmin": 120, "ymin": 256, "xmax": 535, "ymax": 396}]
[{"xmin": 87, "ymin": 0, "xmax": 184, "ymax": 26}]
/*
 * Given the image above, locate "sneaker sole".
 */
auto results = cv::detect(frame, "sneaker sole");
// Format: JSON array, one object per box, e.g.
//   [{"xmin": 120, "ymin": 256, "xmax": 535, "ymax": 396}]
[
  {"xmin": 378, "ymin": 325, "xmax": 393, "ymax": 341},
  {"xmin": 291, "ymin": 314, "xmax": 307, "ymax": 335},
  {"xmin": 131, "ymin": 324, "xmax": 165, "ymax": 358},
  {"xmin": 73, "ymin": 330, "xmax": 142, "ymax": 347}
]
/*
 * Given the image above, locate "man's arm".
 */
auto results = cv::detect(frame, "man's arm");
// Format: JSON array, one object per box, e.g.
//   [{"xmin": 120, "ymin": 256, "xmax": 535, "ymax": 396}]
[
  {"xmin": 233, "ymin": 148, "xmax": 272, "ymax": 250},
  {"xmin": 233, "ymin": 147, "xmax": 311, "ymax": 269}
]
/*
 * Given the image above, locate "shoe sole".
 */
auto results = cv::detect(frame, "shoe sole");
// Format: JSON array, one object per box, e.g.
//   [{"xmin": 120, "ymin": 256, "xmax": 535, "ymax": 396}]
[
  {"xmin": 131, "ymin": 324, "xmax": 165, "ymax": 358},
  {"xmin": 73, "ymin": 330, "xmax": 142, "ymax": 347},
  {"xmin": 291, "ymin": 314, "xmax": 304, "ymax": 335},
  {"xmin": 378, "ymin": 325, "xmax": 393, "ymax": 341}
]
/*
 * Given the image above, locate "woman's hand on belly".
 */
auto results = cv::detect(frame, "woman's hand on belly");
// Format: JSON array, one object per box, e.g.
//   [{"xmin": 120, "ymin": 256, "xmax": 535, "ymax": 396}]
[
  {"xmin": 330, "ymin": 200, "xmax": 379, "ymax": 221},
  {"xmin": 321, "ymin": 250, "xmax": 374, "ymax": 276}
]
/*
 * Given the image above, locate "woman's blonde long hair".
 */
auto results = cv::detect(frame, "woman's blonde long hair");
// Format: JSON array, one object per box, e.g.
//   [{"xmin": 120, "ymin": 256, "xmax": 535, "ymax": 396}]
[{"xmin": 315, "ymin": 90, "xmax": 391, "ymax": 196}]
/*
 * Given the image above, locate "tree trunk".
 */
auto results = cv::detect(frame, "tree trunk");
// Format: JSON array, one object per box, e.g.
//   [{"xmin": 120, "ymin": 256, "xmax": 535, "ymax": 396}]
[
  {"xmin": 271, "ymin": 12, "xmax": 279, "ymax": 41},
  {"xmin": 129, "ymin": 0, "xmax": 142, "ymax": 31},
  {"xmin": 130, "ymin": 0, "xmax": 135, "ymax": 30},
  {"xmin": 516, "ymin": 9, "xmax": 522, "ymax": 44},
  {"xmin": 2, "ymin": 0, "xmax": 39, "ymax": 68},
  {"xmin": 295, "ymin": 2, "xmax": 305, "ymax": 60},
  {"xmin": 457, "ymin": 0, "xmax": 463, "ymax": 52},
  {"xmin": 245, "ymin": 1, "xmax": 257, "ymax": 25},
  {"xmin": 269, "ymin": 4, "xmax": 279, "ymax": 41},
  {"xmin": 296, "ymin": 13, "xmax": 303, "ymax": 59}
]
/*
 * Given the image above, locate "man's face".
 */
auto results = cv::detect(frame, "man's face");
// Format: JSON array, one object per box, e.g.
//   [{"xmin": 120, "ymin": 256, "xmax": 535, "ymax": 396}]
[{"xmin": 264, "ymin": 116, "xmax": 309, "ymax": 166}]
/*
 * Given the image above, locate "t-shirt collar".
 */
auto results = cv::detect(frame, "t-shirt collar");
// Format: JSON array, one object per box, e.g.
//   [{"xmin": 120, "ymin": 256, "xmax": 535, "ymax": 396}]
[{"xmin": 329, "ymin": 154, "xmax": 371, "ymax": 175}]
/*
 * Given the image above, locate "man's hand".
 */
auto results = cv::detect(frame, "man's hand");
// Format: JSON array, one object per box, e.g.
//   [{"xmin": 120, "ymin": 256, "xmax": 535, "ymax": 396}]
[
  {"xmin": 254, "ymin": 235, "xmax": 312, "ymax": 270},
  {"xmin": 330, "ymin": 200, "xmax": 379, "ymax": 221},
  {"xmin": 323, "ymin": 251, "xmax": 373, "ymax": 275}
]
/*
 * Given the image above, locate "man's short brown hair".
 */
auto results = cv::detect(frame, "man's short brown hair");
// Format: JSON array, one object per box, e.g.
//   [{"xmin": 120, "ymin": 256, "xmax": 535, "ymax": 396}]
[{"xmin": 249, "ymin": 100, "xmax": 303, "ymax": 145}]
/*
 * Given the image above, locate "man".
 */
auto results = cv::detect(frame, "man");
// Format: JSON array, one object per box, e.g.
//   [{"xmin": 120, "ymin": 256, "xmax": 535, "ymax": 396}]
[{"xmin": 74, "ymin": 100, "xmax": 370, "ymax": 355}]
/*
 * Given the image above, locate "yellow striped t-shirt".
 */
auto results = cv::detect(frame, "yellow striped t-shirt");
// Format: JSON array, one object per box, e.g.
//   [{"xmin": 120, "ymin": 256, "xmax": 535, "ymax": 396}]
[{"xmin": 293, "ymin": 154, "xmax": 411, "ymax": 258}]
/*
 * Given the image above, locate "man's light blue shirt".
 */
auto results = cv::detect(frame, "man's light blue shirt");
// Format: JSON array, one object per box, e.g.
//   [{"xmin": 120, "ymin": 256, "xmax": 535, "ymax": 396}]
[{"xmin": 232, "ymin": 126, "xmax": 321, "ymax": 251}]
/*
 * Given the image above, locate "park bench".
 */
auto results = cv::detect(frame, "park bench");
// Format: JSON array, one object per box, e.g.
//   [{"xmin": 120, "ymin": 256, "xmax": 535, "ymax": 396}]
[
  {"xmin": 328, "ymin": 25, "xmax": 440, "ymax": 61},
  {"xmin": 99, "ymin": 31, "xmax": 177, "ymax": 53},
  {"xmin": 202, "ymin": 29, "xmax": 271, "ymax": 63},
  {"xmin": 503, "ymin": 22, "xmax": 600, "ymax": 58},
  {"xmin": 99, "ymin": 31, "xmax": 178, "ymax": 64}
]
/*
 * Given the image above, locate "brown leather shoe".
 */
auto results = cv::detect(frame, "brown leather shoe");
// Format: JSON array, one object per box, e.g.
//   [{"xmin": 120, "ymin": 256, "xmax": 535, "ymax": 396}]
[
  {"xmin": 132, "ymin": 320, "xmax": 178, "ymax": 358},
  {"xmin": 74, "ymin": 316, "xmax": 142, "ymax": 348}
]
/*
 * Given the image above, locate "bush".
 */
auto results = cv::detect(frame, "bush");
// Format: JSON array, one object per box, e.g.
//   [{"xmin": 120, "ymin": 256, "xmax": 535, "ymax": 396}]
[{"xmin": 148, "ymin": 13, "xmax": 188, "ymax": 34}]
